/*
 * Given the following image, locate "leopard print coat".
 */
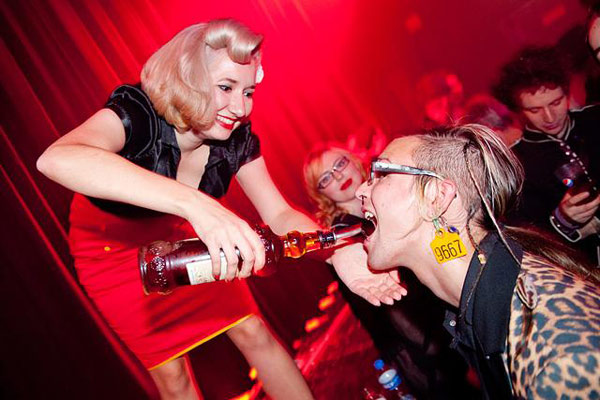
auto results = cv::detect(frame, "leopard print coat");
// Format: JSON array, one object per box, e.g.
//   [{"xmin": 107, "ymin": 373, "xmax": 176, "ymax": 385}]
[{"xmin": 506, "ymin": 253, "xmax": 600, "ymax": 398}]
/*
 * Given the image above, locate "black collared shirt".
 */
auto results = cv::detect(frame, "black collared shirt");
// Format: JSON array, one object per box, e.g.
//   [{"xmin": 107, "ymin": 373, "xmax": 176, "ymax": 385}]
[
  {"xmin": 444, "ymin": 232, "xmax": 522, "ymax": 399},
  {"xmin": 512, "ymin": 105, "xmax": 600, "ymax": 227},
  {"xmin": 510, "ymin": 105, "xmax": 600, "ymax": 263},
  {"xmin": 88, "ymin": 84, "xmax": 261, "ymax": 215}
]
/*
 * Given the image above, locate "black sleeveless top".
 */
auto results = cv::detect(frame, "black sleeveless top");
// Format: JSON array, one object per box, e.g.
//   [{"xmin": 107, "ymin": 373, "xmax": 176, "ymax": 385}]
[{"xmin": 88, "ymin": 84, "xmax": 261, "ymax": 215}]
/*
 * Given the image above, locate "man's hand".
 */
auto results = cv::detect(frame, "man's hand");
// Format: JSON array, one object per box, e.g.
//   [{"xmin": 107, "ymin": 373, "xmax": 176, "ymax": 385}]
[
  {"xmin": 579, "ymin": 217, "xmax": 600, "ymax": 239},
  {"xmin": 559, "ymin": 190, "xmax": 600, "ymax": 225},
  {"xmin": 330, "ymin": 243, "xmax": 407, "ymax": 306}
]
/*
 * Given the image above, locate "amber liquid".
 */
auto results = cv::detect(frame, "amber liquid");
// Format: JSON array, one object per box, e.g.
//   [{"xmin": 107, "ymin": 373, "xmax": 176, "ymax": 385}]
[{"xmin": 282, "ymin": 231, "xmax": 323, "ymax": 258}]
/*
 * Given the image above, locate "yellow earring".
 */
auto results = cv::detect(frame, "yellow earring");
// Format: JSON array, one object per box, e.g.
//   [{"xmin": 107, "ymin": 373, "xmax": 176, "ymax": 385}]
[{"xmin": 429, "ymin": 218, "xmax": 467, "ymax": 264}]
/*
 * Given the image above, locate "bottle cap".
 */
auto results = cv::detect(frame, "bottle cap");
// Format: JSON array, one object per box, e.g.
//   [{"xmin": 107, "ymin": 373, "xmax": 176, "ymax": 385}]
[
  {"xmin": 373, "ymin": 359, "xmax": 384, "ymax": 370},
  {"xmin": 378, "ymin": 369, "xmax": 401, "ymax": 390}
]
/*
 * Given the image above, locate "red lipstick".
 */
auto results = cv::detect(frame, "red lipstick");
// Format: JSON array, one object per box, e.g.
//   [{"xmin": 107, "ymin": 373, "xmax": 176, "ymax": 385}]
[
  {"xmin": 340, "ymin": 178, "xmax": 352, "ymax": 191},
  {"xmin": 216, "ymin": 115, "xmax": 238, "ymax": 130}
]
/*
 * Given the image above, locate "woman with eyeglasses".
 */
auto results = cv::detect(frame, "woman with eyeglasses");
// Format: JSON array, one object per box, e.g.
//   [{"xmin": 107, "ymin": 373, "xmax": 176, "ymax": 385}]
[
  {"xmin": 303, "ymin": 144, "xmax": 366, "ymax": 228},
  {"xmin": 303, "ymin": 143, "xmax": 477, "ymax": 399},
  {"xmin": 356, "ymin": 124, "xmax": 600, "ymax": 399}
]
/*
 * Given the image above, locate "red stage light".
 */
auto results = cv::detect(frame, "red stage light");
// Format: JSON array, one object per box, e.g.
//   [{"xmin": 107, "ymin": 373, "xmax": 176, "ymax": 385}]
[
  {"xmin": 248, "ymin": 367, "xmax": 257, "ymax": 380},
  {"xmin": 326, "ymin": 281, "xmax": 339, "ymax": 295},
  {"xmin": 405, "ymin": 13, "xmax": 422, "ymax": 34},
  {"xmin": 305, "ymin": 315, "xmax": 329, "ymax": 333},
  {"xmin": 318, "ymin": 294, "xmax": 335, "ymax": 310},
  {"xmin": 292, "ymin": 339, "xmax": 302, "ymax": 350},
  {"xmin": 542, "ymin": 4, "xmax": 566, "ymax": 26}
]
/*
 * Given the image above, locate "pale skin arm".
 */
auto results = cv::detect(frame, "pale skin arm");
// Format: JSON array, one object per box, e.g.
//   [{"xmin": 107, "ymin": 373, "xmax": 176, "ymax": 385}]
[
  {"xmin": 236, "ymin": 156, "xmax": 319, "ymax": 234},
  {"xmin": 330, "ymin": 243, "xmax": 406, "ymax": 306},
  {"xmin": 237, "ymin": 159, "xmax": 406, "ymax": 305},
  {"xmin": 36, "ymin": 108, "xmax": 265, "ymax": 280}
]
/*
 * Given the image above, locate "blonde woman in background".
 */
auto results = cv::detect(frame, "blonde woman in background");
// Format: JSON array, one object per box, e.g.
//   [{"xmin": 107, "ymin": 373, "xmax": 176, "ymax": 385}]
[{"xmin": 304, "ymin": 143, "xmax": 367, "ymax": 228}]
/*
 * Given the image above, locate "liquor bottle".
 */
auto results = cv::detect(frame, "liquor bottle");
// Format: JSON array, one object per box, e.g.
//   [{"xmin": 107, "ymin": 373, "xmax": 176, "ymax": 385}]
[{"xmin": 139, "ymin": 224, "xmax": 363, "ymax": 295}]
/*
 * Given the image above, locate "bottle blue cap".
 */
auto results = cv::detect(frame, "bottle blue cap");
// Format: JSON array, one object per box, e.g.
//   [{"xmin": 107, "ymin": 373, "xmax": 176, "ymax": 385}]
[{"xmin": 374, "ymin": 359, "xmax": 384, "ymax": 370}]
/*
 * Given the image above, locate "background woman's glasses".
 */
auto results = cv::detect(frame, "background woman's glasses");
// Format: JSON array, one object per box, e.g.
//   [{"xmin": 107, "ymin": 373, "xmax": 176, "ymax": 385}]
[{"xmin": 317, "ymin": 156, "xmax": 349, "ymax": 190}]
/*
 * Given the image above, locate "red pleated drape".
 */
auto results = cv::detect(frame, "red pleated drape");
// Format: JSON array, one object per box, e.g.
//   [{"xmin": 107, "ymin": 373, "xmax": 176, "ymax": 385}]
[{"xmin": 0, "ymin": 0, "xmax": 586, "ymax": 398}]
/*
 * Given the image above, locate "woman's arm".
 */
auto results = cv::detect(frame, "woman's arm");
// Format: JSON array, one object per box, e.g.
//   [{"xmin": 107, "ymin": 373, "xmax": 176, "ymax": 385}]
[
  {"xmin": 37, "ymin": 109, "xmax": 265, "ymax": 280},
  {"xmin": 237, "ymin": 156, "xmax": 406, "ymax": 305},
  {"xmin": 330, "ymin": 243, "xmax": 406, "ymax": 306},
  {"xmin": 38, "ymin": 109, "xmax": 201, "ymax": 216},
  {"xmin": 236, "ymin": 156, "xmax": 318, "ymax": 234}
]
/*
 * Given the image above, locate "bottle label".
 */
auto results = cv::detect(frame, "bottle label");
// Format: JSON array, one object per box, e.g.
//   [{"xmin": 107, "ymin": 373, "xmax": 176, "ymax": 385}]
[{"xmin": 186, "ymin": 253, "xmax": 228, "ymax": 285}]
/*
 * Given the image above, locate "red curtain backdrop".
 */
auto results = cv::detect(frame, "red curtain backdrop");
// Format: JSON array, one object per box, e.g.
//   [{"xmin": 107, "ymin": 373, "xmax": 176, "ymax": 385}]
[{"xmin": 0, "ymin": 0, "xmax": 586, "ymax": 398}]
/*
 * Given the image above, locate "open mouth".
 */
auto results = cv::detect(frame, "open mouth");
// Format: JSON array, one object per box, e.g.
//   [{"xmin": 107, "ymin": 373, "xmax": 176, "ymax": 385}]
[
  {"xmin": 216, "ymin": 115, "xmax": 237, "ymax": 130},
  {"xmin": 362, "ymin": 210, "xmax": 377, "ymax": 236}
]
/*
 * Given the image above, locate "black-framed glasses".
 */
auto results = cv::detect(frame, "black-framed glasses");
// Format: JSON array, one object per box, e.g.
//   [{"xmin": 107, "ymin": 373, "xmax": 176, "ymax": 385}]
[
  {"xmin": 368, "ymin": 159, "xmax": 443, "ymax": 185},
  {"xmin": 317, "ymin": 156, "xmax": 350, "ymax": 190}
]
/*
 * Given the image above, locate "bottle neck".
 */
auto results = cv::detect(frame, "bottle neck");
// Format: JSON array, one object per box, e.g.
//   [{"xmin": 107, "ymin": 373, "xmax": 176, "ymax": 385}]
[
  {"xmin": 282, "ymin": 231, "xmax": 324, "ymax": 258},
  {"xmin": 280, "ymin": 224, "xmax": 362, "ymax": 259}
]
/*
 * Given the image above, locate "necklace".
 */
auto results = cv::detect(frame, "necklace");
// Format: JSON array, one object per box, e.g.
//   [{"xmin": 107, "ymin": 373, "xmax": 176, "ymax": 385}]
[{"xmin": 458, "ymin": 222, "xmax": 487, "ymax": 324}]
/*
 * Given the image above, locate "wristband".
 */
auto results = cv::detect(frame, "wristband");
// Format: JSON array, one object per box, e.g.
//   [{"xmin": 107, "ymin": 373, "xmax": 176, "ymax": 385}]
[{"xmin": 550, "ymin": 209, "xmax": 582, "ymax": 242}]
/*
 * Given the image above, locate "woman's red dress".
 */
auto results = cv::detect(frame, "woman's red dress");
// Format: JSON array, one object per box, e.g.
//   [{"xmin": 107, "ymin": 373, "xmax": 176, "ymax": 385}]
[
  {"xmin": 66, "ymin": 84, "xmax": 264, "ymax": 369},
  {"xmin": 69, "ymin": 194, "xmax": 258, "ymax": 369}
]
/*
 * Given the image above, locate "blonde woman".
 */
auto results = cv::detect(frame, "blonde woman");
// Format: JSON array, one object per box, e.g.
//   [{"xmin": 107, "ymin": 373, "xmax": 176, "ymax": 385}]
[
  {"xmin": 303, "ymin": 143, "xmax": 367, "ymax": 227},
  {"xmin": 37, "ymin": 19, "xmax": 315, "ymax": 400},
  {"xmin": 356, "ymin": 124, "xmax": 600, "ymax": 398}
]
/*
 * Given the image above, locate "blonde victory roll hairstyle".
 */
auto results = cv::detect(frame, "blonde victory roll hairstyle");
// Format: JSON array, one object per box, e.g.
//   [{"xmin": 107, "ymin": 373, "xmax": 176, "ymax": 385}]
[
  {"xmin": 303, "ymin": 144, "xmax": 367, "ymax": 227},
  {"xmin": 412, "ymin": 124, "xmax": 598, "ymax": 283},
  {"xmin": 141, "ymin": 19, "xmax": 263, "ymax": 132}
]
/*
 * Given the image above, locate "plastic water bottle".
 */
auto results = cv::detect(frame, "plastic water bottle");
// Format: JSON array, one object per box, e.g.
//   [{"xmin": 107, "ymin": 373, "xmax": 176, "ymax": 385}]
[{"xmin": 374, "ymin": 359, "xmax": 416, "ymax": 400}]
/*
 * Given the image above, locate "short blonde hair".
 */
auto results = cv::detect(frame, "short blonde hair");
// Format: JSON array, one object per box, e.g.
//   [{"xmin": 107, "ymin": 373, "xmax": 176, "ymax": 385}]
[
  {"xmin": 303, "ymin": 143, "xmax": 367, "ymax": 227},
  {"xmin": 412, "ymin": 124, "xmax": 598, "ymax": 283},
  {"xmin": 141, "ymin": 19, "xmax": 263, "ymax": 132},
  {"xmin": 412, "ymin": 124, "xmax": 523, "ymax": 229}
]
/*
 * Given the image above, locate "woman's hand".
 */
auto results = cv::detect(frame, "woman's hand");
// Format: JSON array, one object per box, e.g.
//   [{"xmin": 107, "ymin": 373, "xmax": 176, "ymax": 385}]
[
  {"xmin": 184, "ymin": 193, "xmax": 266, "ymax": 281},
  {"xmin": 330, "ymin": 243, "xmax": 407, "ymax": 306}
]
